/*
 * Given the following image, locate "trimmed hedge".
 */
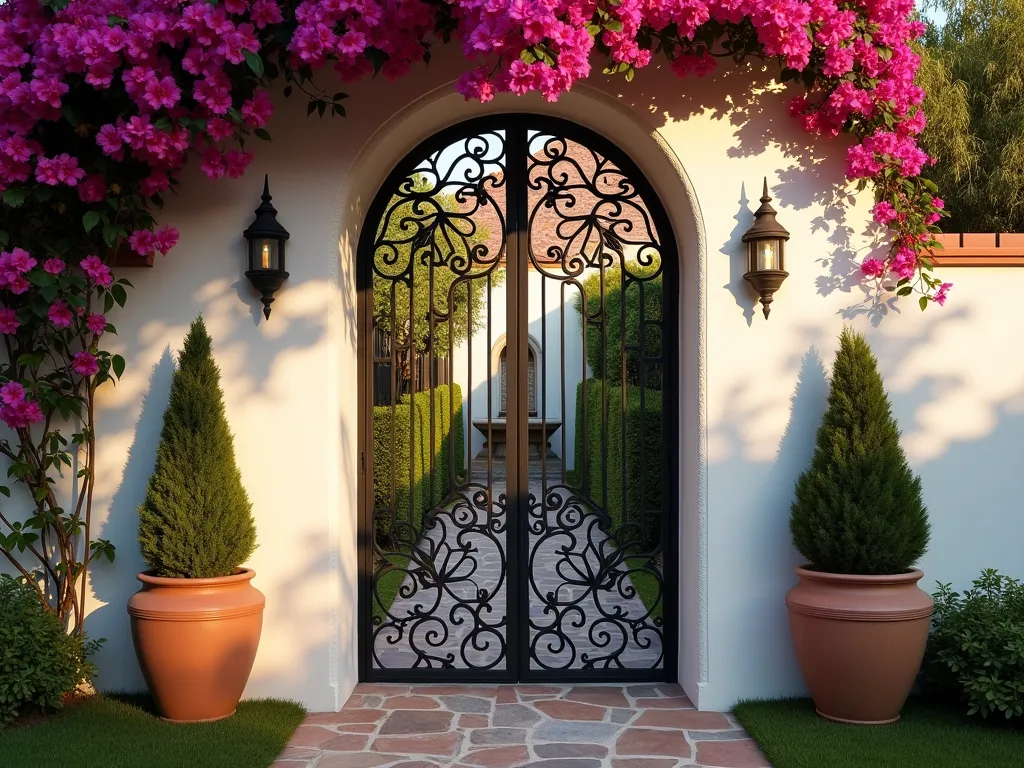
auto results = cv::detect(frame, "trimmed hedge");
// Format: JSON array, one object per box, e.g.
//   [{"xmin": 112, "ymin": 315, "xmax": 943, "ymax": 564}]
[
  {"xmin": 572, "ymin": 378, "xmax": 662, "ymax": 548},
  {"xmin": 372, "ymin": 383, "xmax": 464, "ymax": 542},
  {"xmin": 575, "ymin": 265, "xmax": 664, "ymax": 390}
]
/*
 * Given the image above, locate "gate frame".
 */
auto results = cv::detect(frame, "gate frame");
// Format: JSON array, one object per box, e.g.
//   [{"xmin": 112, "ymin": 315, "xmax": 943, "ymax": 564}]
[{"xmin": 356, "ymin": 113, "xmax": 679, "ymax": 684}]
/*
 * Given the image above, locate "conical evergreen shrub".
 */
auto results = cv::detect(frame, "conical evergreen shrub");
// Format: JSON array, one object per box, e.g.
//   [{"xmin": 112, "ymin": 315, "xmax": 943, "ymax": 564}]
[
  {"xmin": 790, "ymin": 328, "xmax": 929, "ymax": 575},
  {"xmin": 138, "ymin": 316, "xmax": 257, "ymax": 578}
]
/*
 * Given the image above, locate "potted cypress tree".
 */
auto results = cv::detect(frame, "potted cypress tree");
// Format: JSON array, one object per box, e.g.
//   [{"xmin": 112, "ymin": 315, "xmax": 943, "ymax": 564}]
[
  {"xmin": 128, "ymin": 316, "xmax": 263, "ymax": 723},
  {"xmin": 787, "ymin": 328, "xmax": 933, "ymax": 725}
]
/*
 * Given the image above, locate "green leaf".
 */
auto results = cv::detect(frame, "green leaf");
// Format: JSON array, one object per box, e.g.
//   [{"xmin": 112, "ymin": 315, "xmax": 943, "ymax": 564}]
[
  {"xmin": 17, "ymin": 351, "xmax": 44, "ymax": 368},
  {"xmin": 919, "ymin": 296, "xmax": 929, "ymax": 311},
  {"xmin": 3, "ymin": 189, "xmax": 27, "ymax": 208},
  {"xmin": 111, "ymin": 283, "xmax": 127, "ymax": 307},
  {"xmin": 254, "ymin": 128, "xmax": 272, "ymax": 141},
  {"xmin": 243, "ymin": 49, "xmax": 265, "ymax": 78},
  {"xmin": 112, "ymin": 354, "xmax": 125, "ymax": 379},
  {"xmin": 83, "ymin": 210, "xmax": 101, "ymax": 233}
]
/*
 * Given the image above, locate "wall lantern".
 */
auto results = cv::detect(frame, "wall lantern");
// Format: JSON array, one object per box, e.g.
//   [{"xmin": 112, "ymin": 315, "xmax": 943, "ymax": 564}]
[
  {"xmin": 243, "ymin": 175, "xmax": 290, "ymax": 320},
  {"xmin": 742, "ymin": 178, "xmax": 790, "ymax": 319}
]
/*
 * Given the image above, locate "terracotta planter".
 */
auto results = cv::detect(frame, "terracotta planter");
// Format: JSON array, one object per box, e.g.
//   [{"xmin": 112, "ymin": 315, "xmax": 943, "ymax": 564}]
[
  {"xmin": 786, "ymin": 566, "xmax": 933, "ymax": 725},
  {"xmin": 128, "ymin": 568, "xmax": 264, "ymax": 723}
]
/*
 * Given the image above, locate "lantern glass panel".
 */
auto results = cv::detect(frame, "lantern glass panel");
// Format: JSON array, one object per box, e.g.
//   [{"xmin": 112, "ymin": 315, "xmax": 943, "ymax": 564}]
[
  {"xmin": 755, "ymin": 238, "xmax": 781, "ymax": 271},
  {"xmin": 251, "ymin": 237, "xmax": 280, "ymax": 271}
]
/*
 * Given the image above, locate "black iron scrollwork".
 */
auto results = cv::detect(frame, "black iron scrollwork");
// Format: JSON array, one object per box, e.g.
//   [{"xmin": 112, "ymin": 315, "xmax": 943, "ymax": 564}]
[
  {"xmin": 363, "ymin": 117, "xmax": 673, "ymax": 680},
  {"xmin": 370, "ymin": 131, "xmax": 509, "ymax": 671},
  {"xmin": 525, "ymin": 132, "xmax": 666, "ymax": 671}
]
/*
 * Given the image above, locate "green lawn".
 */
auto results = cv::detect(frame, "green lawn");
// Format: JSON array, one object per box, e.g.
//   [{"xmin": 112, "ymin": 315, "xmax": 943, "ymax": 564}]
[
  {"xmin": 625, "ymin": 555, "xmax": 664, "ymax": 621},
  {"xmin": 0, "ymin": 695, "xmax": 305, "ymax": 768},
  {"xmin": 734, "ymin": 698, "xmax": 1024, "ymax": 768},
  {"xmin": 373, "ymin": 551, "xmax": 411, "ymax": 623}
]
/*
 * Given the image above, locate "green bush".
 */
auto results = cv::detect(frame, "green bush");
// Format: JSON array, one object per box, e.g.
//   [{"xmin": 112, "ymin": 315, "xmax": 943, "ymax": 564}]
[
  {"xmin": 790, "ymin": 329, "xmax": 929, "ymax": 575},
  {"xmin": 0, "ymin": 576, "xmax": 94, "ymax": 727},
  {"xmin": 572, "ymin": 379, "xmax": 662, "ymax": 546},
  {"xmin": 924, "ymin": 569, "xmax": 1024, "ymax": 720},
  {"xmin": 138, "ymin": 316, "xmax": 257, "ymax": 578},
  {"xmin": 373, "ymin": 383, "xmax": 464, "ymax": 542},
  {"xmin": 575, "ymin": 265, "xmax": 663, "ymax": 389}
]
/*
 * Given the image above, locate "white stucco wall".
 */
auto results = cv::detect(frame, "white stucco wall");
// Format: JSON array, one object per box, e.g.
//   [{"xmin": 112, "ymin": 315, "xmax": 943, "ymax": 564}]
[{"xmin": 25, "ymin": 48, "xmax": 1018, "ymax": 713}]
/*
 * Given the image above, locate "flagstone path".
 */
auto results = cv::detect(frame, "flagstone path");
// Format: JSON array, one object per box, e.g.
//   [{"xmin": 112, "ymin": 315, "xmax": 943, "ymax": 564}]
[{"xmin": 273, "ymin": 683, "xmax": 771, "ymax": 768}]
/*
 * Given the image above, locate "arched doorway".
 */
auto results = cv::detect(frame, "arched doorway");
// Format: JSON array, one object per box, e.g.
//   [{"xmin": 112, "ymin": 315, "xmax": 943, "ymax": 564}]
[{"xmin": 357, "ymin": 114, "xmax": 678, "ymax": 682}]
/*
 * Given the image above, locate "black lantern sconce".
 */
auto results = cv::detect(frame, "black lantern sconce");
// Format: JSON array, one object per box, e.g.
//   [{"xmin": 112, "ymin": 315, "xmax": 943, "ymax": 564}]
[
  {"xmin": 742, "ymin": 178, "xmax": 790, "ymax": 319},
  {"xmin": 243, "ymin": 175, "xmax": 290, "ymax": 320}
]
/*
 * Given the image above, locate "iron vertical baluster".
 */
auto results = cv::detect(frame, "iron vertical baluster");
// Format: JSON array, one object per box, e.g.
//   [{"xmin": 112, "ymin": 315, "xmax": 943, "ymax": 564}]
[
  {"xmin": 408, "ymin": 250, "xmax": 417, "ymax": 544},
  {"xmin": 620, "ymin": 259, "xmax": 627, "ymax": 553},
  {"xmin": 541, "ymin": 256, "xmax": 547, "ymax": 503},
  {"xmin": 486, "ymin": 270, "xmax": 493, "ymax": 519},
  {"xmin": 600, "ymin": 254, "xmax": 609, "ymax": 516},
  {"xmin": 506, "ymin": 121, "xmax": 528, "ymax": 682},
  {"xmin": 428, "ymin": 239, "xmax": 435, "ymax": 518},
  {"xmin": 460, "ymin": 280, "xmax": 469, "ymax": 493},
  {"xmin": 389, "ymin": 285, "xmax": 399, "ymax": 550},
  {"xmin": 581, "ymin": 285, "xmax": 589, "ymax": 502},
  {"xmin": 560, "ymin": 280, "xmax": 567, "ymax": 486},
  {"xmin": 638, "ymin": 281, "xmax": 648, "ymax": 558}
]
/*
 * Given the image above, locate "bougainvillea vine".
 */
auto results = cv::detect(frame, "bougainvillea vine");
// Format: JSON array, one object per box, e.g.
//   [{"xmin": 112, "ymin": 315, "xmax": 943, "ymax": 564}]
[{"xmin": 0, "ymin": 0, "xmax": 944, "ymax": 625}]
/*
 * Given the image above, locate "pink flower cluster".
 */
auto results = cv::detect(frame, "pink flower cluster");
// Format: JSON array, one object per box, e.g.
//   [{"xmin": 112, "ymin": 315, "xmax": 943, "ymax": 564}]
[
  {"xmin": 0, "ymin": 380, "xmax": 43, "ymax": 428},
  {"xmin": 0, "ymin": 248, "xmax": 36, "ymax": 294},
  {"xmin": 0, "ymin": 0, "xmax": 946, "ymax": 305}
]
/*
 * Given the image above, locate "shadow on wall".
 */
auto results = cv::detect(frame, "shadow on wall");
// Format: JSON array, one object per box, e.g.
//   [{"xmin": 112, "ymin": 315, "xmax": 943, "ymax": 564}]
[
  {"xmin": 705, "ymin": 293, "xmax": 1024, "ymax": 700},
  {"xmin": 609, "ymin": 62, "xmax": 897, "ymax": 320},
  {"xmin": 243, "ymin": 529, "xmax": 340, "ymax": 702},
  {"xmin": 89, "ymin": 349, "xmax": 175, "ymax": 693},
  {"xmin": 709, "ymin": 347, "xmax": 830, "ymax": 698},
  {"xmin": 84, "ymin": 136, "xmax": 356, "ymax": 706}
]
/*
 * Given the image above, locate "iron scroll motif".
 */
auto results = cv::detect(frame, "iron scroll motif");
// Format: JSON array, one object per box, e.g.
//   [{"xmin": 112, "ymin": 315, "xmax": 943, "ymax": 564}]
[
  {"xmin": 525, "ymin": 133, "xmax": 666, "ymax": 670},
  {"xmin": 360, "ymin": 116, "xmax": 675, "ymax": 681},
  {"xmin": 369, "ymin": 130, "xmax": 510, "ymax": 671}
]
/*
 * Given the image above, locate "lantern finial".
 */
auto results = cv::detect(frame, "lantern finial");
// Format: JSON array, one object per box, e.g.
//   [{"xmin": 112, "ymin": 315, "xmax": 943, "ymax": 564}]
[{"xmin": 262, "ymin": 174, "xmax": 271, "ymax": 204}]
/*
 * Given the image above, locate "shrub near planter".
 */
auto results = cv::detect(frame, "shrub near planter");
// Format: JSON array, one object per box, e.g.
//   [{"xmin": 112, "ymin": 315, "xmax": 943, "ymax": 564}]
[
  {"xmin": 787, "ymin": 328, "xmax": 933, "ymax": 725},
  {"xmin": 0, "ymin": 575, "xmax": 95, "ymax": 727},
  {"xmin": 128, "ymin": 316, "xmax": 263, "ymax": 723},
  {"xmin": 925, "ymin": 569, "xmax": 1024, "ymax": 720}
]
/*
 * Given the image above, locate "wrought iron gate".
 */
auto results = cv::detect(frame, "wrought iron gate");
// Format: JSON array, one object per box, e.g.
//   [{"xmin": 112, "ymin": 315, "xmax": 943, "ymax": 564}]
[{"xmin": 358, "ymin": 115, "xmax": 677, "ymax": 682}]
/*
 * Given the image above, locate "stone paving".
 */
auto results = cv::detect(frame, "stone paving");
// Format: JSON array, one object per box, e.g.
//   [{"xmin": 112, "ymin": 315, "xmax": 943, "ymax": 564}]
[
  {"xmin": 273, "ymin": 684, "xmax": 771, "ymax": 768},
  {"xmin": 374, "ymin": 477, "xmax": 663, "ymax": 672}
]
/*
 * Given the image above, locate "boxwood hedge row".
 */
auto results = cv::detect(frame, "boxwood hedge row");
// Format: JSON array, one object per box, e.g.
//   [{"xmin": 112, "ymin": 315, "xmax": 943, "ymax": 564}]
[
  {"xmin": 372, "ymin": 384, "xmax": 464, "ymax": 542},
  {"xmin": 573, "ymin": 379, "xmax": 662, "ymax": 548}
]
